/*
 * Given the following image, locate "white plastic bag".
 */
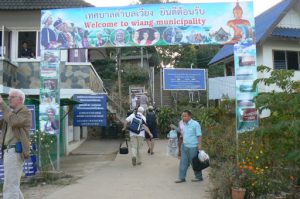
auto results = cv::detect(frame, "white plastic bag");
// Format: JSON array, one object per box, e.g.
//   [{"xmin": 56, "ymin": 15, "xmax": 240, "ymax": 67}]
[
  {"xmin": 198, "ymin": 150, "xmax": 209, "ymax": 162},
  {"xmin": 167, "ymin": 138, "xmax": 178, "ymax": 158}
]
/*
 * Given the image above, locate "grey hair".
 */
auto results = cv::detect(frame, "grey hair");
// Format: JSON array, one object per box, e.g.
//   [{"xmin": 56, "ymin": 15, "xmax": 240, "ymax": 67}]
[
  {"xmin": 9, "ymin": 89, "xmax": 25, "ymax": 103},
  {"xmin": 46, "ymin": 106, "xmax": 56, "ymax": 114}
]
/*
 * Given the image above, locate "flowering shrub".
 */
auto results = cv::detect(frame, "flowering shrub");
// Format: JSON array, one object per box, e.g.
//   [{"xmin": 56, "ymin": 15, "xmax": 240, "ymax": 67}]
[
  {"xmin": 204, "ymin": 67, "xmax": 300, "ymax": 198},
  {"xmin": 31, "ymin": 130, "xmax": 57, "ymax": 171}
]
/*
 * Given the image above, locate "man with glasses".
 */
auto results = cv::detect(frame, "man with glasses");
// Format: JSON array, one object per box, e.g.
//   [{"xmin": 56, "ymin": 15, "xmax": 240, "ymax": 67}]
[{"xmin": 0, "ymin": 89, "xmax": 32, "ymax": 199}]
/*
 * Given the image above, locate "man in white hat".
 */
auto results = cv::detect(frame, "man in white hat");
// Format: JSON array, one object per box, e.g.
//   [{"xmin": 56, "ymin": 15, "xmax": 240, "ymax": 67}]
[{"xmin": 122, "ymin": 107, "xmax": 152, "ymax": 166}]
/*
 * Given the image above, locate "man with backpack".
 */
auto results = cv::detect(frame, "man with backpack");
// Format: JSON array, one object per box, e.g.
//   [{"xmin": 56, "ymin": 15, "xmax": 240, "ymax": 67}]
[{"xmin": 122, "ymin": 107, "xmax": 152, "ymax": 166}]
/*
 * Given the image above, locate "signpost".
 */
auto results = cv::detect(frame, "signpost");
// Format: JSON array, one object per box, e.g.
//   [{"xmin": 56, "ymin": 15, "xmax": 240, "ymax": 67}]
[
  {"xmin": 73, "ymin": 94, "xmax": 107, "ymax": 127},
  {"xmin": 163, "ymin": 68, "xmax": 206, "ymax": 90}
]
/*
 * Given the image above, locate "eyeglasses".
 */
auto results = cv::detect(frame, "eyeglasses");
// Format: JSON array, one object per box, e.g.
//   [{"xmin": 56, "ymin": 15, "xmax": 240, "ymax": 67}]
[{"xmin": 8, "ymin": 95, "xmax": 19, "ymax": 99}]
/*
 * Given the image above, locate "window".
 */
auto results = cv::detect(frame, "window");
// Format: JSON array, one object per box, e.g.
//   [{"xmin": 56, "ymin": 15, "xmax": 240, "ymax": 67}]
[
  {"xmin": 0, "ymin": 28, "xmax": 11, "ymax": 59},
  {"xmin": 18, "ymin": 31, "xmax": 36, "ymax": 58},
  {"xmin": 287, "ymin": 51, "xmax": 298, "ymax": 70},
  {"xmin": 273, "ymin": 50, "xmax": 300, "ymax": 70}
]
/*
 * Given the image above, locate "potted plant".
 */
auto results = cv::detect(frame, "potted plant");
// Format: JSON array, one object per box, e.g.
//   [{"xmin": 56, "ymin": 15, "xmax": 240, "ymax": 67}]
[{"xmin": 231, "ymin": 172, "xmax": 247, "ymax": 199}]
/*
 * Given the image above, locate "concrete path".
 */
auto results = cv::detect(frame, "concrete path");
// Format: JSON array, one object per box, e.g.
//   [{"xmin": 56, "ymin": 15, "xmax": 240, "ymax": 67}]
[{"xmin": 43, "ymin": 139, "xmax": 211, "ymax": 199}]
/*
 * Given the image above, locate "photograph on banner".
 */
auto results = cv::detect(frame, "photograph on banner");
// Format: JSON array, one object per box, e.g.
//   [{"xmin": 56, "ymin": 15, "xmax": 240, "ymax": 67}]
[
  {"xmin": 40, "ymin": 63, "xmax": 59, "ymax": 77},
  {"xmin": 234, "ymin": 43, "xmax": 257, "ymax": 67},
  {"xmin": 238, "ymin": 107, "xmax": 258, "ymax": 122},
  {"xmin": 40, "ymin": 1, "xmax": 254, "ymax": 49},
  {"xmin": 236, "ymin": 68, "xmax": 255, "ymax": 80},
  {"xmin": 237, "ymin": 107, "xmax": 258, "ymax": 133},
  {"xmin": 40, "ymin": 89, "xmax": 58, "ymax": 105},
  {"xmin": 235, "ymin": 82, "xmax": 258, "ymax": 134},
  {"xmin": 237, "ymin": 80, "xmax": 255, "ymax": 93},
  {"xmin": 41, "ymin": 50, "xmax": 60, "ymax": 63},
  {"xmin": 39, "ymin": 104, "xmax": 60, "ymax": 135},
  {"xmin": 94, "ymin": 30, "xmax": 109, "ymax": 47},
  {"xmin": 130, "ymin": 28, "xmax": 163, "ymax": 46},
  {"xmin": 42, "ymin": 78, "xmax": 58, "ymax": 90},
  {"xmin": 110, "ymin": 29, "xmax": 130, "ymax": 46},
  {"xmin": 236, "ymin": 92, "xmax": 256, "ymax": 107}
]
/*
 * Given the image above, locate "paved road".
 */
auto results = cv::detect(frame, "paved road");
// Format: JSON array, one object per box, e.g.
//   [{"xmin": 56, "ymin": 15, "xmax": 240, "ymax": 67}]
[{"xmin": 43, "ymin": 139, "xmax": 211, "ymax": 199}]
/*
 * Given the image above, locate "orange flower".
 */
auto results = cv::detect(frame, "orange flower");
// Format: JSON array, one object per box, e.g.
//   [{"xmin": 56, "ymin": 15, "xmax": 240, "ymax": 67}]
[{"xmin": 249, "ymin": 166, "xmax": 254, "ymax": 171}]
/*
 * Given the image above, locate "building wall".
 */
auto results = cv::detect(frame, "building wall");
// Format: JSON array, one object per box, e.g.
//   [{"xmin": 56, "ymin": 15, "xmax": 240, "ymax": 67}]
[
  {"xmin": 8, "ymin": 61, "xmax": 104, "ymax": 92},
  {"xmin": 278, "ymin": 8, "xmax": 300, "ymax": 28},
  {"xmin": 0, "ymin": 60, "xmax": 18, "ymax": 88},
  {"xmin": 0, "ymin": 11, "xmax": 40, "ymax": 28},
  {"xmin": 16, "ymin": 62, "xmax": 40, "ymax": 88}
]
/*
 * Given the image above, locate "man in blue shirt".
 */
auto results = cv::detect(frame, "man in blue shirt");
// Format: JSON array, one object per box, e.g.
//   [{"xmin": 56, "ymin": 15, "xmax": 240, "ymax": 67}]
[{"xmin": 175, "ymin": 110, "xmax": 203, "ymax": 183}]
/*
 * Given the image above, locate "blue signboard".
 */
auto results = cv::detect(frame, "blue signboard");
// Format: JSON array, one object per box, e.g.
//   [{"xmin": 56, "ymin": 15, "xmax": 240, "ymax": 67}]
[
  {"xmin": 163, "ymin": 68, "xmax": 206, "ymax": 90},
  {"xmin": 73, "ymin": 94, "xmax": 107, "ymax": 127}
]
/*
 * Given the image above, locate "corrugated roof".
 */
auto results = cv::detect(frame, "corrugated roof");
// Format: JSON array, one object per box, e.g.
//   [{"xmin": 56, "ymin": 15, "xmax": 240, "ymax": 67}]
[
  {"xmin": 272, "ymin": 27, "xmax": 300, "ymax": 39},
  {"xmin": 208, "ymin": 45, "xmax": 234, "ymax": 66},
  {"xmin": 208, "ymin": 0, "xmax": 297, "ymax": 66},
  {"xmin": 0, "ymin": 0, "xmax": 93, "ymax": 10}
]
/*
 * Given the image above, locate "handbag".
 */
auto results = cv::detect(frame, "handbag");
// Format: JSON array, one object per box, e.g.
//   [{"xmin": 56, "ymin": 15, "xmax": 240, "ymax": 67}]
[
  {"xmin": 119, "ymin": 139, "xmax": 129, "ymax": 154},
  {"xmin": 15, "ymin": 141, "xmax": 23, "ymax": 153},
  {"xmin": 192, "ymin": 151, "xmax": 210, "ymax": 171}
]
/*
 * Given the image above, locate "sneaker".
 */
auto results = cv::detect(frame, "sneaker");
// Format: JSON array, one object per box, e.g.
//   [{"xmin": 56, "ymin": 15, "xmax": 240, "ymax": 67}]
[
  {"xmin": 147, "ymin": 149, "xmax": 150, "ymax": 154},
  {"xmin": 191, "ymin": 178, "xmax": 203, "ymax": 182},
  {"xmin": 132, "ymin": 157, "xmax": 136, "ymax": 166},
  {"xmin": 136, "ymin": 162, "xmax": 142, "ymax": 165},
  {"xmin": 175, "ymin": 179, "xmax": 186, "ymax": 183}
]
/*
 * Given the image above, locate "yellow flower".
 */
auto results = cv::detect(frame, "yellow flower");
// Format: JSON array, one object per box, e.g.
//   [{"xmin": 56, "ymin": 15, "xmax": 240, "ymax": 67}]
[
  {"xmin": 265, "ymin": 166, "xmax": 268, "ymax": 169},
  {"xmin": 256, "ymin": 156, "xmax": 259, "ymax": 159},
  {"xmin": 260, "ymin": 168, "xmax": 264, "ymax": 172},
  {"xmin": 260, "ymin": 150, "xmax": 263, "ymax": 154}
]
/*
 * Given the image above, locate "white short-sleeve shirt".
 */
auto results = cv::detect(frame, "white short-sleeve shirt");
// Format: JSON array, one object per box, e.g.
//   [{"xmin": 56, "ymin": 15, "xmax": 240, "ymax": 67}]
[{"xmin": 126, "ymin": 112, "xmax": 146, "ymax": 137}]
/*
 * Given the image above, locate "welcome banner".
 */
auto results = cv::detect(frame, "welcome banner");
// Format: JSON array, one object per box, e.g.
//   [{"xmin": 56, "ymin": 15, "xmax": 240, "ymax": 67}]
[{"xmin": 41, "ymin": 2, "xmax": 254, "ymax": 49}]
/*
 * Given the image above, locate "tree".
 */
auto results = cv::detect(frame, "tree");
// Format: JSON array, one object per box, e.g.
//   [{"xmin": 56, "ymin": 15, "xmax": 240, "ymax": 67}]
[
  {"xmin": 92, "ymin": 58, "xmax": 117, "ymax": 82},
  {"xmin": 248, "ymin": 65, "xmax": 300, "ymax": 193}
]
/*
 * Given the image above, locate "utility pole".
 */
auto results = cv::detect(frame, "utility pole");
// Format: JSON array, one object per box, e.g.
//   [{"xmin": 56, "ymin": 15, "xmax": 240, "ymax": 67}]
[
  {"xmin": 117, "ymin": 48, "xmax": 122, "ymax": 114},
  {"xmin": 140, "ymin": 47, "xmax": 143, "ymax": 68},
  {"xmin": 206, "ymin": 69, "xmax": 209, "ymax": 108}
]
